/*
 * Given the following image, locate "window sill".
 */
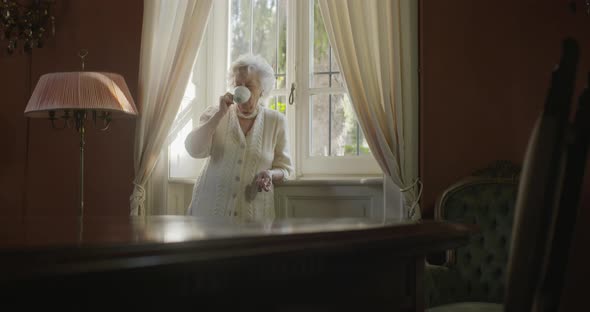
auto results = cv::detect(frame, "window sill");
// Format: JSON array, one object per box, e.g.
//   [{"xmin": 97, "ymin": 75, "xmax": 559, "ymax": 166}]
[
  {"xmin": 169, "ymin": 178, "xmax": 197, "ymax": 185},
  {"xmin": 280, "ymin": 176, "xmax": 383, "ymax": 186},
  {"xmin": 168, "ymin": 176, "xmax": 384, "ymax": 186}
]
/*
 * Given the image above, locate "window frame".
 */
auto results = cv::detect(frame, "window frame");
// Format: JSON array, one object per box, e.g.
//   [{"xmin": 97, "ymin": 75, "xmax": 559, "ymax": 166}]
[
  {"xmin": 293, "ymin": 0, "xmax": 381, "ymax": 177},
  {"xmin": 167, "ymin": 0, "xmax": 382, "ymax": 183}
]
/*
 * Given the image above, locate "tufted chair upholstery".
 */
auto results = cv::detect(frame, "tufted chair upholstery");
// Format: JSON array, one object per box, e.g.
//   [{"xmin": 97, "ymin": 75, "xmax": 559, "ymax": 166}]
[{"xmin": 425, "ymin": 161, "xmax": 519, "ymax": 311}]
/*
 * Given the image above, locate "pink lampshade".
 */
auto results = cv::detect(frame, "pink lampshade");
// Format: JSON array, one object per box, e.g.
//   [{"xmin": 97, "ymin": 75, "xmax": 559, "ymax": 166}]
[{"xmin": 24, "ymin": 72, "xmax": 138, "ymax": 118}]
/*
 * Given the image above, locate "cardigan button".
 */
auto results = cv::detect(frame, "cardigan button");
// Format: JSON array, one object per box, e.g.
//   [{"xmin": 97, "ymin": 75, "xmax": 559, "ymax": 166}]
[
  {"xmin": 232, "ymin": 193, "xmax": 237, "ymax": 198},
  {"xmin": 235, "ymin": 176, "xmax": 240, "ymax": 181},
  {"xmin": 237, "ymin": 159, "xmax": 242, "ymax": 164}
]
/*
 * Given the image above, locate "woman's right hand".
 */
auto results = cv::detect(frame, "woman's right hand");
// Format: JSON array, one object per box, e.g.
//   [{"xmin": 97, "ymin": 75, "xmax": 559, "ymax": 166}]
[{"xmin": 218, "ymin": 92, "xmax": 234, "ymax": 115}]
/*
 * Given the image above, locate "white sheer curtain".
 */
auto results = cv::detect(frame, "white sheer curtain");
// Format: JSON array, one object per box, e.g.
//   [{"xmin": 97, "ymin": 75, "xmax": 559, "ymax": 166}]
[
  {"xmin": 319, "ymin": 0, "xmax": 421, "ymax": 220},
  {"xmin": 130, "ymin": 0, "xmax": 213, "ymax": 216}
]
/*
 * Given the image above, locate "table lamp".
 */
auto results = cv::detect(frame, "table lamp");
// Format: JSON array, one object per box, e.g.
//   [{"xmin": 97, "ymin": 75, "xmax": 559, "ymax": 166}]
[{"xmin": 24, "ymin": 71, "xmax": 138, "ymax": 217}]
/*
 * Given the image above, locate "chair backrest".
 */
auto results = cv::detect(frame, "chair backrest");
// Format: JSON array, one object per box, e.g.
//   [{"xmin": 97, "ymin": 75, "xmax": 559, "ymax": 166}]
[
  {"xmin": 504, "ymin": 38, "xmax": 580, "ymax": 312},
  {"xmin": 435, "ymin": 161, "xmax": 520, "ymax": 303},
  {"xmin": 533, "ymin": 67, "xmax": 590, "ymax": 312}
]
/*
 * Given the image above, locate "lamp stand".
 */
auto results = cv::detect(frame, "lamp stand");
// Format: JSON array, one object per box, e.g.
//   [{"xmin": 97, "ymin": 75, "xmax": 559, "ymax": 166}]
[
  {"xmin": 74, "ymin": 110, "xmax": 86, "ymax": 218},
  {"xmin": 48, "ymin": 109, "xmax": 112, "ymax": 218},
  {"xmin": 25, "ymin": 71, "xmax": 137, "ymax": 223}
]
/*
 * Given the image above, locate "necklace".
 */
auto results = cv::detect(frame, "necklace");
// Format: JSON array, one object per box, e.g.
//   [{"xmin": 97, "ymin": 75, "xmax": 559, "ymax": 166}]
[{"xmin": 235, "ymin": 105, "xmax": 260, "ymax": 120}]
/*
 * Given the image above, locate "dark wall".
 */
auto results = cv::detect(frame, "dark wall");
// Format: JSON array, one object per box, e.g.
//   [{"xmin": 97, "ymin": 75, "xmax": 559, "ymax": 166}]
[
  {"xmin": 0, "ymin": 0, "xmax": 143, "ymax": 216},
  {"xmin": 420, "ymin": 0, "xmax": 590, "ymax": 310},
  {"xmin": 0, "ymin": 51, "xmax": 29, "ymax": 216},
  {"xmin": 420, "ymin": 0, "xmax": 520, "ymax": 218},
  {"xmin": 420, "ymin": 0, "xmax": 590, "ymax": 215}
]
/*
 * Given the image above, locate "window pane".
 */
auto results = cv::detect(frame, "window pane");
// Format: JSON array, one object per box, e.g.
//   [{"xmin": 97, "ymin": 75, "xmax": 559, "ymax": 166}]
[
  {"xmin": 169, "ymin": 120, "xmax": 196, "ymax": 179},
  {"xmin": 312, "ymin": 73, "xmax": 330, "ymax": 88},
  {"xmin": 359, "ymin": 129, "xmax": 371, "ymax": 155},
  {"xmin": 178, "ymin": 71, "xmax": 197, "ymax": 115},
  {"xmin": 268, "ymin": 95, "xmax": 287, "ymax": 115},
  {"xmin": 230, "ymin": 0, "xmax": 252, "ymax": 63},
  {"xmin": 330, "ymin": 94, "xmax": 357, "ymax": 156},
  {"xmin": 276, "ymin": 74, "xmax": 286, "ymax": 89},
  {"xmin": 311, "ymin": 0, "xmax": 330, "ymax": 88},
  {"xmin": 331, "ymin": 73, "xmax": 344, "ymax": 88},
  {"xmin": 230, "ymin": 0, "xmax": 286, "ymax": 91},
  {"xmin": 252, "ymin": 0, "xmax": 277, "ymax": 70},
  {"xmin": 329, "ymin": 49, "xmax": 344, "ymax": 88},
  {"xmin": 311, "ymin": 94, "xmax": 368, "ymax": 156},
  {"xmin": 277, "ymin": 0, "xmax": 287, "ymax": 78},
  {"xmin": 310, "ymin": 94, "xmax": 329, "ymax": 156},
  {"xmin": 331, "ymin": 49, "xmax": 340, "ymax": 72},
  {"xmin": 311, "ymin": 0, "xmax": 344, "ymax": 89}
]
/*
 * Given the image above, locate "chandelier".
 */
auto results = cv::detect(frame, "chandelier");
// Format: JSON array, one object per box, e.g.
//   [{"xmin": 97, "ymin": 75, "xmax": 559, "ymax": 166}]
[{"xmin": 0, "ymin": 0, "xmax": 55, "ymax": 54}]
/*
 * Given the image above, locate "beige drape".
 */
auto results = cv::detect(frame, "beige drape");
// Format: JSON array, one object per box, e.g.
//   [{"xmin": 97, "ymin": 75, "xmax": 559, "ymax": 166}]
[
  {"xmin": 130, "ymin": 0, "xmax": 213, "ymax": 216},
  {"xmin": 319, "ymin": 0, "xmax": 421, "ymax": 220}
]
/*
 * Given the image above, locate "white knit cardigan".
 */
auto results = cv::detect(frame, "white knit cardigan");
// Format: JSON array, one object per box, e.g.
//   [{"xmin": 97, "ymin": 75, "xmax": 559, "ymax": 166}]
[{"xmin": 185, "ymin": 105, "xmax": 293, "ymax": 222}]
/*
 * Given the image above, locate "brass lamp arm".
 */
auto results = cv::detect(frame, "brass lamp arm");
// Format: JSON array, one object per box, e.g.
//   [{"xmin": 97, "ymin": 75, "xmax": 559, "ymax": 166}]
[{"xmin": 48, "ymin": 109, "xmax": 112, "ymax": 131}]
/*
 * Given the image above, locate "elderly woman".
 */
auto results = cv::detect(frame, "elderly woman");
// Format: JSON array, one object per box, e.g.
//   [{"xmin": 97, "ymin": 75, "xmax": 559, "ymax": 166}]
[{"xmin": 185, "ymin": 54, "xmax": 293, "ymax": 222}]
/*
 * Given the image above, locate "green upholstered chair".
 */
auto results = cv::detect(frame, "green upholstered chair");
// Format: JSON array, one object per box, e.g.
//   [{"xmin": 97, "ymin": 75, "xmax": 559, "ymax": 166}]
[{"xmin": 424, "ymin": 161, "xmax": 520, "ymax": 312}]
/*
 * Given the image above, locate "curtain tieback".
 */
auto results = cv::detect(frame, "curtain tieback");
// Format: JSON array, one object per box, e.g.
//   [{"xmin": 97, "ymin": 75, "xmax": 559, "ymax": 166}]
[
  {"xmin": 130, "ymin": 183, "xmax": 146, "ymax": 216},
  {"xmin": 130, "ymin": 183, "xmax": 146, "ymax": 200},
  {"xmin": 400, "ymin": 177, "xmax": 420, "ymax": 192},
  {"xmin": 400, "ymin": 178, "xmax": 423, "ymax": 220}
]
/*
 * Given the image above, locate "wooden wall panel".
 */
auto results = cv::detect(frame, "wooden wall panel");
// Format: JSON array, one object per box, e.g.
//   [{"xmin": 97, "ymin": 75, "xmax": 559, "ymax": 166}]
[
  {"xmin": 0, "ymin": 0, "xmax": 143, "ymax": 216},
  {"xmin": 419, "ymin": 0, "xmax": 519, "ymax": 218},
  {"xmin": 0, "ymin": 53, "xmax": 29, "ymax": 216}
]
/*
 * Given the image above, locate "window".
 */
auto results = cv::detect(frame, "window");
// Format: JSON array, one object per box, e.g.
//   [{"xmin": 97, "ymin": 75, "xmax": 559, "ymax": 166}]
[
  {"xmin": 228, "ymin": 0, "xmax": 288, "ymax": 115},
  {"xmin": 299, "ymin": 0, "xmax": 377, "ymax": 175},
  {"xmin": 168, "ymin": 0, "xmax": 380, "ymax": 182},
  {"xmin": 309, "ymin": 1, "xmax": 369, "ymax": 157}
]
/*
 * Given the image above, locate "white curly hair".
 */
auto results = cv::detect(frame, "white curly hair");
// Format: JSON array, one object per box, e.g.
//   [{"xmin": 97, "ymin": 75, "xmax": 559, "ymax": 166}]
[{"xmin": 227, "ymin": 54, "xmax": 275, "ymax": 105}]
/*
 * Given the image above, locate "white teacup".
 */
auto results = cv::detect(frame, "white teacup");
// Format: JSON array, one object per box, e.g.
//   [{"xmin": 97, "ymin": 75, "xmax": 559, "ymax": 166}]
[{"xmin": 232, "ymin": 86, "xmax": 251, "ymax": 105}]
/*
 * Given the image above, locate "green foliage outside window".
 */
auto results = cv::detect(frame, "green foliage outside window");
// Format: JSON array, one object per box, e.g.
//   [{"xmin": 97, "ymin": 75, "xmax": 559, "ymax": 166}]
[
  {"xmin": 269, "ymin": 100, "xmax": 287, "ymax": 114},
  {"xmin": 344, "ymin": 144, "xmax": 370, "ymax": 155}
]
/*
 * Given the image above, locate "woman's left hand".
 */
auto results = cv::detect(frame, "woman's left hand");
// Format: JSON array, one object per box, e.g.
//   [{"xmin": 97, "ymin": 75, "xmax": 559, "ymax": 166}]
[{"xmin": 255, "ymin": 170, "xmax": 273, "ymax": 192}]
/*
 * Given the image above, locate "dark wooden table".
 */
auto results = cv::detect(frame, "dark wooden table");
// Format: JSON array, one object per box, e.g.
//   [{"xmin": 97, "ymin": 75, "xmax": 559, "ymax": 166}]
[{"xmin": 0, "ymin": 216, "xmax": 472, "ymax": 311}]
